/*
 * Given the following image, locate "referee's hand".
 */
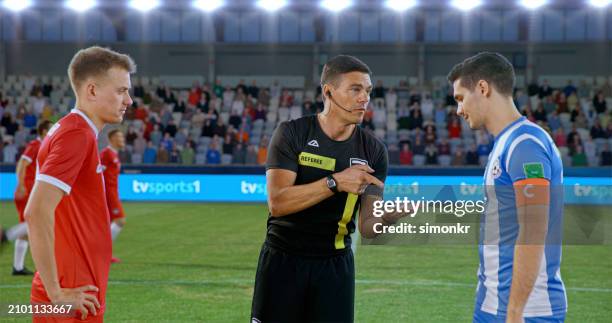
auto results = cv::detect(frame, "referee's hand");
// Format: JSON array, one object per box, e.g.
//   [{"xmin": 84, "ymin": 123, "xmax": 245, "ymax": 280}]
[{"xmin": 333, "ymin": 165, "xmax": 384, "ymax": 195}]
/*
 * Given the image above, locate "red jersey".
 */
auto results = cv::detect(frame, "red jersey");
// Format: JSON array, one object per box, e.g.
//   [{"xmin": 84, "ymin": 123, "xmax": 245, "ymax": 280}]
[
  {"xmin": 100, "ymin": 146, "xmax": 125, "ymax": 219},
  {"xmin": 31, "ymin": 109, "xmax": 111, "ymax": 319},
  {"xmin": 20, "ymin": 138, "xmax": 42, "ymax": 192}
]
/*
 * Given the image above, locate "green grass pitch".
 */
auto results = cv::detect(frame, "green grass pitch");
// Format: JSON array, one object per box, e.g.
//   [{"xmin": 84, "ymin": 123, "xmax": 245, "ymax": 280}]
[{"xmin": 1, "ymin": 202, "xmax": 610, "ymax": 322}]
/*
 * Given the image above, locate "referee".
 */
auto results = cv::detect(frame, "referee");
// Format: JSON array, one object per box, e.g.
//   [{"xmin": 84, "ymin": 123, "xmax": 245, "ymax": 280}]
[{"xmin": 251, "ymin": 55, "xmax": 388, "ymax": 322}]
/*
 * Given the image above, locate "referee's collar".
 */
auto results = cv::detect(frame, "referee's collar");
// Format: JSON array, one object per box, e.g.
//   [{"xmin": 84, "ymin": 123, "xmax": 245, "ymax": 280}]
[{"xmin": 71, "ymin": 108, "xmax": 99, "ymax": 137}]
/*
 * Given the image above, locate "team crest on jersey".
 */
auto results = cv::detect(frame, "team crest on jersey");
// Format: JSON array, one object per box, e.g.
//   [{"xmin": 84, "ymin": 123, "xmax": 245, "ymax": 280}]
[
  {"xmin": 491, "ymin": 158, "xmax": 502, "ymax": 179},
  {"xmin": 96, "ymin": 164, "xmax": 104, "ymax": 173},
  {"xmin": 350, "ymin": 158, "xmax": 369, "ymax": 166}
]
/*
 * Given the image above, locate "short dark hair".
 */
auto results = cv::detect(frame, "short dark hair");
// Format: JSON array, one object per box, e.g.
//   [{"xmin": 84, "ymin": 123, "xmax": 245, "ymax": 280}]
[
  {"xmin": 108, "ymin": 129, "xmax": 122, "ymax": 140},
  {"xmin": 320, "ymin": 55, "xmax": 371, "ymax": 87},
  {"xmin": 37, "ymin": 120, "xmax": 52, "ymax": 136},
  {"xmin": 447, "ymin": 52, "xmax": 515, "ymax": 97}
]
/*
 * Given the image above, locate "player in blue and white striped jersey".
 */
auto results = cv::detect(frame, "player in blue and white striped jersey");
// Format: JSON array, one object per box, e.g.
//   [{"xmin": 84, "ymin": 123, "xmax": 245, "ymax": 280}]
[{"xmin": 448, "ymin": 52, "xmax": 566, "ymax": 323}]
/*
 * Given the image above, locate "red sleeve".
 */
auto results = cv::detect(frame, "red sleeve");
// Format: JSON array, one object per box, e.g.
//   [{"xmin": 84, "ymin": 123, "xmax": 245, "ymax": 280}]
[
  {"xmin": 21, "ymin": 142, "xmax": 37, "ymax": 163},
  {"xmin": 100, "ymin": 149, "xmax": 111, "ymax": 169},
  {"xmin": 37, "ymin": 129, "xmax": 90, "ymax": 194}
]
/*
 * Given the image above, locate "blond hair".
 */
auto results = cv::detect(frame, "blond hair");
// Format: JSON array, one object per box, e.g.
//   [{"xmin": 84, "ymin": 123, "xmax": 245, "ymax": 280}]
[{"xmin": 68, "ymin": 46, "xmax": 136, "ymax": 93}]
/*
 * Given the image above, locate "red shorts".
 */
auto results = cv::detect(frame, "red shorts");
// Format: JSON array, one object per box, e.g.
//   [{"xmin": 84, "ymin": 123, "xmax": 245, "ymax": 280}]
[{"xmin": 14, "ymin": 190, "xmax": 29, "ymax": 223}]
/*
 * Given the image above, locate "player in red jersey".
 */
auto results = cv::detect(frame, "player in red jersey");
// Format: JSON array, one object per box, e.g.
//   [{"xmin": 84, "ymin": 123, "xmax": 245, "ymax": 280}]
[
  {"xmin": 100, "ymin": 129, "xmax": 126, "ymax": 264},
  {"xmin": 10, "ymin": 121, "xmax": 52, "ymax": 276},
  {"xmin": 25, "ymin": 46, "xmax": 135, "ymax": 322}
]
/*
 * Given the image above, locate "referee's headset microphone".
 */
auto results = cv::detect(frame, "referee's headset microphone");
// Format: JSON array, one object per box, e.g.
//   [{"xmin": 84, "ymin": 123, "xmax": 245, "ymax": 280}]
[{"xmin": 326, "ymin": 91, "xmax": 353, "ymax": 113}]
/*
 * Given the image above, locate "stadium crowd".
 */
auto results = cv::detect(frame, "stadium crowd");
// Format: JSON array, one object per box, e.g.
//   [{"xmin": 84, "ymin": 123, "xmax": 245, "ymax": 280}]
[{"xmin": 1, "ymin": 74, "xmax": 611, "ymax": 167}]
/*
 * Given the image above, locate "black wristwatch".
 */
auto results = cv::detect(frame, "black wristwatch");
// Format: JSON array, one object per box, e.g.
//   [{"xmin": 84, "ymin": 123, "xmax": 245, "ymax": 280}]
[{"xmin": 326, "ymin": 175, "xmax": 339, "ymax": 193}]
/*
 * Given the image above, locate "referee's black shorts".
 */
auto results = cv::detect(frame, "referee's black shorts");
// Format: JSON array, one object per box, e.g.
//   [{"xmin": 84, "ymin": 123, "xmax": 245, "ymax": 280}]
[{"xmin": 251, "ymin": 242, "xmax": 355, "ymax": 323}]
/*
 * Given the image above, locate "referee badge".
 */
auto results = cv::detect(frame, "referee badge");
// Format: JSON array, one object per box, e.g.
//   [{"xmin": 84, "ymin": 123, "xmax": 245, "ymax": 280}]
[{"xmin": 350, "ymin": 158, "xmax": 369, "ymax": 166}]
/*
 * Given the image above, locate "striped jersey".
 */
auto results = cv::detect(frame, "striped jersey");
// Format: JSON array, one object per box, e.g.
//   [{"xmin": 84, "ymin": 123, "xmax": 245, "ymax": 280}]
[{"xmin": 476, "ymin": 116, "xmax": 567, "ymax": 317}]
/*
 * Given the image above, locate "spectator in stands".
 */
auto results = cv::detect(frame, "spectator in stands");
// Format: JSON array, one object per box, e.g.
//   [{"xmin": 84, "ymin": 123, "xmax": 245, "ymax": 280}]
[
  {"xmin": 188, "ymin": 83, "xmax": 202, "ymax": 106},
  {"xmin": 451, "ymin": 145, "xmax": 465, "ymax": 166},
  {"xmin": 514, "ymin": 89, "xmax": 529, "ymax": 109},
  {"xmin": 14, "ymin": 124, "xmax": 27, "ymax": 148},
  {"xmin": 236, "ymin": 79, "xmax": 248, "ymax": 94},
  {"xmin": 133, "ymin": 81, "xmax": 144, "ymax": 98},
  {"xmin": 593, "ymin": 91, "xmax": 607, "ymax": 114},
  {"xmin": 229, "ymin": 112, "xmax": 242, "ymax": 130},
  {"xmin": 126, "ymin": 126, "xmax": 138, "ymax": 145},
  {"xmin": 447, "ymin": 118, "xmax": 461, "ymax": 139},
  {"xmin": 539, "ymin": 79, "xmax": 553, "ymax": 98},
  {"xmin": 232, "ymin": 142, "xmax": 246, "ymax": 164},
  {"xmin": 169, "ymin": 145, "xmax": 180, "ymax": 163},
  {"xmin": 543, "ymin": 95, "xmax": 557, "ymax": 114},
  {"xmin": 175, "ymin": 129, "xmax": 188, "ymax": 147},
  {"xmin": 408, "ymin": 107, "xmax": 423, "ymax": 130},
  {"xmin": 533, "ymin": 104, "xmax": 547, "ymax": 122},
  {"xmin": 181, "ymin": 142, "xmax": 195, "ymax": 165},
  {"xmin": 223, "ymin": 85, "xmax": 235, "ymax": 111},
  {"xmin": 554, "ymin": 128, "xmax": 567, "ymax": 147},
  {"xmin": 302, "ymin": 100, "xmax": 316, "ymax": 116},
  {"xmin": 385, "ymin": 87, "xmax": 397, "ymax": 110},
  {"xmin": 253, "ymin": 104, "xmax": 266, "ymax": 121},
  {"xmin": 434, "ymin": 105, "xmax": 447, "ymax": 125},
  {"xmin": 590, "ymin": 119, "xmax": 606, "ymax": 139},
  {"xmin": 257, "ymin": 141, "xmax": 268, "ymax": 165},
  {"xmin": 563, "ymin": 80, "xmax": 576, "ymax": 97},
  {"xmin": 134, "ymin": 104, "xmax": 149, "ymax": 121},
  {"xmin": 600, "ymin": 143, "xmax": 612, "ymax": 166},
  {"xmin": 150, "ymin": 124, "xmax": 162, "ymax": 146},
  {"xmin": 213, "ymin": 79, "xmax": 224, "ymax": 98},
  {"xmin": 231, "ymin": 89, "xmax": 246, "ymax": 116},
  {"xmin": 438, "ymin": 138, "xmax": 451, "ymax": 156},
  {"xmin": 23, "ymin": 109, "xmax": 37, "ymax": 129},
  {"xmin": 270, "ymin": 80, "xmax": 281, "ymax": 98},
  {"xmin": 206, "ymin": 142, "xmax": 221, "ymax": 165},
  {"xmin": 607, "ymin": 123, "xmax": 612, "ymax": 138},
  {"xmin": 258, "ymin": 88, "xmax": 271, "ymax": 107},
  {"xmin": 2, "ymin": 137, "xmax": 16, "ymax": 162},
  {"xmin": 133, "ymin": 131, "xmax": 146, "ymax": 155},
  {"xmin": 577, "ymin": 79, "xmax": 591, "ymax": 98},
  {"xmin": 527, "ymin": 79, "xmax": 539, "ymax": 97},
  {"xmin": 399, "ymin": 143, "xmax": 412, "ymax": 165},
  {"xmin": 222, "ymin": 134, "xmax": 234, "ymax": 155},
  {"xmin": 142, "ymin": 141, "xmax": 157, "ymax": 164},
  {"xmin": 396, "ymin": 80, "xmax": 410, "ymax": 101},
  {"xmin": 361, "ymin": 113, "xmax": 374, "ymax": 131},
  {"xmin": 424, "ymin": 124, "xmax": 436, "ymax": 145},
  {"xmin": 425, "ymin": 144, "xmax": 438, "ymax": 165},
  {"xmin": 213, "ymin": 117, "xmax": 227, "ymax": 138},
  {"xmin": 197, "ymin": 95, "xmax": 209, "ymax": 112},
  {"xmin": 1, "ymin": 112, "xmax": 18, "ymax": 135},
  {"xmin": 600, "ymin": 80, "xmax": 612, "ymax": 98},
  {"xmin": 192, "ymin": 109, "xmax": 206, "ymax": 129},
  {"xmin": 161, "ymin": 132, "xmax": 174, "ymax": 152},
  {"xmin": 412, "ymin": 136, "xmax": 425, "ymax": 155},
  {"xmin": 280, "ymin": 89, "xmax": 293, "ymax": 107},
  {"xmin": 572, "ymin": 145, "xmax": 588, "ymax": 166},
  {"xmin": 477, "ymin": 138, "xmax": 490, "ymax": 158},
  {"xmin": 243, "ymin": 144, "xmax": 257, "ymax": 164},
  {"xmin": 466, "ymin": 143, "xmax": 479, "ymax": 165},
  {"xmin": 548, "ymin": 110, "xmax": 561, "ymax": 132},
  {"xmin": 584, "ymin": 136, "xmax": 597, "ymax": 166},
  {"xmin": 206, "ymin": 106, "xmax": 219, "ymax": 125},
  {"xmin": 567, "ymin": 92, "xmax": 578, "ymax": 111},
  {"xmin": 31, "ymin": 91, "xmax": 46, "ymax": 116},
  {"xmin": 248, "ymin": 80, "xmax": 260, "ymax": 99},
  {"xmin": 235, "ymin": 125, "xmax": 249, "ymax": 143},
  {"xmin": 556, "ymin": 92, "xmax": 568, "ymax": 113},
  {"xmin": 202, "ymin": 119, "xmax": 214, "ymax": 138},
  {"xmin": 173, "ymin": 98, "xmax": 187, "ymax": 113},
  {"xmin": 421, "ymin": 93, "xmax": 434, "ymax": 120},
  {"xmin": 570, "ymin": 107, "xmax": 587, "ymax": 129},
  {"xmin": 165, "ymin": 119, "xmax": 178, "ymax": 137}
]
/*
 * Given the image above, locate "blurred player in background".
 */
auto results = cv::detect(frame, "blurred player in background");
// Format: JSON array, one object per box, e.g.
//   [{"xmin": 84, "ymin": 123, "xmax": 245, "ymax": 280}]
[
  {"xmin": 9, "ymin": 120, "xmax": 52, "ymax": 275},
  {"xmin": 448, "ymin": 52, "xmax": 566, "ymax": 323},
  {"xmin": 25, "ymin": 46, "xmax": 135, "ymax": 322},
  {"xmin": 100, "ymin": 129, "xmax": 126, "ymax": 264},
  {"xmin": 251, "ymin": 55, "xmax": 388, "ymax": 322}
]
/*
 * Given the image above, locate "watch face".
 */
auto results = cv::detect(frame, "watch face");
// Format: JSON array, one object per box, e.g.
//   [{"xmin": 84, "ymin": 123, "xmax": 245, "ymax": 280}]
[{"xmin": 327, "ymin": 177, "xmax": 336, "ymax": 188}]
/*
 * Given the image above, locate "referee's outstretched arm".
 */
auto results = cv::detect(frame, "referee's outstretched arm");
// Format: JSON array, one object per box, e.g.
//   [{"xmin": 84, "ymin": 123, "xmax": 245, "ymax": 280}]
[{"xmin": 267, "ymin": 165, "xmax": 383, "ymax": 217}]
